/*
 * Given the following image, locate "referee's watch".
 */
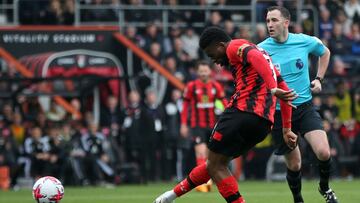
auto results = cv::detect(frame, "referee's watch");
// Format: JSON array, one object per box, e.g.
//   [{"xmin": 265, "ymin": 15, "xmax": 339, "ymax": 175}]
[{"xmin": 315, "ymin": 76, "xmax": 324, "ymax": 84}]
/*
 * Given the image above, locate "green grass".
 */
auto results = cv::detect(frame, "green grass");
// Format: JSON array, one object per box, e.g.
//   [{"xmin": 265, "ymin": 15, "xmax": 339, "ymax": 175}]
[{"xmin": 1, "ymin": 179, "xmax": 360, "ymax": 203}]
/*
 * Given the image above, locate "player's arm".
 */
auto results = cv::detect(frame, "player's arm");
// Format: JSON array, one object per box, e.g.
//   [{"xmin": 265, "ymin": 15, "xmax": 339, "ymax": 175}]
[
  {"xmin": 275, "ymin": 69, "xmax": 298, "ymax": 149},
  {"xmin": 311, "ymin": 46, "xmax": 330, "ymax": 93},
  {"xmin": 247, "ymin": 49, "xmax": 298, "ymax": 149},
  {"xmin": 180, "ymin": 83, "xmax": 192, "ymax": 137},
  {"xmin": 214, "ymin": 82, "xmax": 228, "ymax": 107},
  {"xmin": 246, "ymin": 48, "xmax": 296, "ymax": 101}
]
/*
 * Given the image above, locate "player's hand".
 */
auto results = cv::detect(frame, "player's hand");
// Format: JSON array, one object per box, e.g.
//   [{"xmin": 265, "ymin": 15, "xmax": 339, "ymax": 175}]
[
  {"xmin": 311, "ymin": 79, "xmax": 322, "ymax": 93},
  {"xmin": 272, "ymin": 88, "xmax": 298, "ymax": 108},
  {"xmin": 180, "ymin": 124, "xmax": 189, "ymax": 138},
  {"xmin": 282, "ymin": 128, "xmax": 298, "ymax": 150}
]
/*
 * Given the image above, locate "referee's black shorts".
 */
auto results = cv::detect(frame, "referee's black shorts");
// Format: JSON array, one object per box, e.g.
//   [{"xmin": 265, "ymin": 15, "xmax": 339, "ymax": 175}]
[
  {"xmin": 208, "ymin": 107, "xmax": 272, "ymax": 158},
  {"xmin": 190, "ymin": 127, "xmax": 213, "ymax": 145},
  {"xmin": 272, "ymin": 100, "xmax": 324, "ymax": 155}
]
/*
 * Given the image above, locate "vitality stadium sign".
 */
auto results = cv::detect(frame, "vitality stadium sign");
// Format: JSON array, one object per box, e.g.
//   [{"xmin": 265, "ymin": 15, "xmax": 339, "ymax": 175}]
[{"xmin": 0, "ymin": 26, "xmax": 119, "ymax": 58}]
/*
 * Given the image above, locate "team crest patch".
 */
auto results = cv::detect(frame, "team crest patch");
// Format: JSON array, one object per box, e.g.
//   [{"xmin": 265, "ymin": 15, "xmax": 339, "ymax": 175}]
[
  {"xmin": 237, "ymin": 44, "xmax": 250, "ymax": 58},
  {"xmin": 296, "ymin": 59, "xmax": 303, "ymax": 69}
]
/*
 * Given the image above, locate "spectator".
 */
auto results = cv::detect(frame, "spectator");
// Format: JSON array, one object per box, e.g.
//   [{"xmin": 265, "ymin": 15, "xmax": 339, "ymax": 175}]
[
  {"xmin": 166, "ymin": 0, "xmax": 185, "ymax": 23},
  {"xmin": 46, "ymin": 100, "xmax": 66, "ymax": 122},
  {"xmin": 65, "ymin": 121, "xmax": 88, "ymax": 185},
  {"xmin": 224, "ymin": 20, "xmax": 237, "ymax": 38},
  {"xmin": 9, "ymin": 113, "xmax": 26, "ymax": 150},
  {"xmin": 334, "ymin": 9, "xmax": 351, "ymax": 35},
  {"xmin": 42, "ymin": 0, "xmax": 65, "ymax": 25},
  {"xmin": 81, "ymin": 122, "xmax": 114, "ymax": 185},
  {"xmin": 329, "ymin": 23, "xmax": 352, "ymax": 56},
  {"xmin": 100, "ymin": 95, "xmax": 124, "ymax": 130},
  {"xmin": 331, "ymin": 57, "xmax": 348, "ymax": 77},
  {"xmin": 24, "ymin": 127, "xmax": 51, "ymax": 178},
  {"xmin": 354, "ymin": 91, "xmax": 360, "ymax": 122},
  {"xmin": 47, "ymin": 127, "xmax": 63, "ymax": 178},
  {"xmin": 348, "ymin": 23, "xmax": 360, "ymax": 56},
  {"xmin": 212, "ymin": 0, "xmax": 231, "ymax": 21},
  {"xmin": 35, "ymin": 112, "xmax": 48, "ymax": 131},
  {"xmin": 143, "ymin": 23, "xmax": 171, "ymax": 54},
  {"xmin": 2, "ymin": 103, "xmax": 13, "ymax": 125},
  {"xmin": 169, "ymin": 37, "xmax": 192, "ymax": 69},
  {"xmin": 253, "ymin": 24, "xmax": 268, "ymax": 44},
  {"xmin": 149, "ymin": 42, "xmax": 163, "ymax": 62},
  {"xmin": 0, "ymin": 119, "xmax": 18, "ymax": 189},
  {"xmin": 63, "ymin": 0, "xmax": 75, "ymax": 25},
  {"xmin": 205, "ymin": 11, "xmax": 223, "ymax": 27},
  {"xmin": 319, "ymin": 8, "xmax": 333, "ymax": 40},
  {"xmin": 344, "ymin": 0, "xmax": 360, "ymax": 24},
  {"xmin": 125, "ymin": 0, "xmax": 148, "ymax": 23},
  {"xmin": 144, "ymin": 88, "xmax": 167, "ymax": 180},
  {"xmin": 180, "ymin": 27, "xmax": 200, "ymax": 61},
  {"xmin": 334, "ymin": 81, "xmax": 353, "ymax": 123},
  {"xmin": 323, "ymin": 120, "xmax": 344, "ymax": 177},
  {"xmin": 125, "ymin": 25, "xmax": 145, "ymax": 47},
  {"xmin": 122, "ymin": 90, "xmax": 154, "ymax": 183},
  {"xmin": 320, "ymin": 96, "xmax": 339, "ymax": 123},
  {"xmin": 164, "ymin": 89, "xmax": 193, "ymax": 181},
  {"xmin": 18, "ymin": 97, "xmax": 43, "ymax": 123}
]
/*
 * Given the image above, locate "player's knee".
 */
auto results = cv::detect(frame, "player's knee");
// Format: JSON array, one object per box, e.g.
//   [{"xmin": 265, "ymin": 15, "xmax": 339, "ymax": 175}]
[
  {"xmin": 206, "ymin": 161, "xmax": 226, "ymax": 177},
  {"xmin": 316, "ymin": 148, "xmax": 331, "ymax": 161},
  {"xmin": 287, "ymin": 160, "xmax": 301, "ymax": 171}
]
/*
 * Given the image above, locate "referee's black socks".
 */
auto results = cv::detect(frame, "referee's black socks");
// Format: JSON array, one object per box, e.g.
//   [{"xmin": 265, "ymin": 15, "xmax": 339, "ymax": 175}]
[
  {"xmin": 286, "ymin": 168, "xmax": 304, "ymax": 203},
  {"xmin": 318, "ymin": 158, "xmax": 332, "ymax": 191}
]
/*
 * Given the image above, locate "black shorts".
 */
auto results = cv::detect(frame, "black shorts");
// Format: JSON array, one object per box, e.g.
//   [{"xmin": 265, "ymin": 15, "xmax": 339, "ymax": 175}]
[
  {"xmin": 272, "ymin": 100, "xmax": 324, "ymax": 155},
  {"xmin": 190, "ymin": 127, "xmax": 213, "ymax": 145},
  {"xmin": 208, "ymin": 107, "xmax": 272, "ymax": 158}
]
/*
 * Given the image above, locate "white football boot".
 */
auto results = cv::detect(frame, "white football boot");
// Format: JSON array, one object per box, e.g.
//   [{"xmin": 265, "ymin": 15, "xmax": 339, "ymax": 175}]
[{"xmin": 153, "ymin": 190, "xmax": 177, "ymax": 203}]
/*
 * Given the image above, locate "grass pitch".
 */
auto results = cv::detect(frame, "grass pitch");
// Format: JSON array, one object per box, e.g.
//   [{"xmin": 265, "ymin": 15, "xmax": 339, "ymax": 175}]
[{"xmin": 1, "ymin": 179, "xmax": 360, "ymax": 203}]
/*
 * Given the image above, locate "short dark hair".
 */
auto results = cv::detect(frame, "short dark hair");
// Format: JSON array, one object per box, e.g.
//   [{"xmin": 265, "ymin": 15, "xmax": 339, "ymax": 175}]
[
  {"xmin": 199, "ymin": 26, "xmax": 231, "ymax": 50},
  {"xmin": 195, "ymin": 60, "xmax": 211, "ymax": 70},
  {"xmin": 267, "ymin": 6, "xmax": 291, "ymax": 21}
]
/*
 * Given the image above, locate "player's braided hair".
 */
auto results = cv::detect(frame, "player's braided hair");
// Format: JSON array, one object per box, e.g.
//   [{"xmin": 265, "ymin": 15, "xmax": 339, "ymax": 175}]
[{"xmin": 199, "ymin": 26, "xmax": 231, "ymax": 50}]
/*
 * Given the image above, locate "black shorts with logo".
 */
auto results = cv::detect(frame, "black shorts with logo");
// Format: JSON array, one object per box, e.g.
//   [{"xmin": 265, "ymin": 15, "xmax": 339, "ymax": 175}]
[
  {"xmin": 208, "ymin": 107, "xmax": 272, "ymax": 158},
  {"xmin": 190, "ymin": 127, "xmax": 213, "ymax": 145},
  {"xmin": 272, "ymin": 100, "xmax": 324, "ymax": 155}
]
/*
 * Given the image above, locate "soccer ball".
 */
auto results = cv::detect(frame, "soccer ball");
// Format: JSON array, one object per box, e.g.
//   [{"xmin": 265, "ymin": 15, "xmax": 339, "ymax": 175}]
[{"xmin": 32, "ymin": 176, "xmax": 64, "ymax": 203}]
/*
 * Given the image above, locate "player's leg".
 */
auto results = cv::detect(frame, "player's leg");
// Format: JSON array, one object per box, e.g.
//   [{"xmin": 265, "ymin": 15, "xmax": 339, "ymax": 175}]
[
  {"xmin": 284, "ymin": 146, "xmax": 304, "ymax": 203},
  {"xmin": 192, "ymin": 128, "xmax": 211, "ymax": 192},
  {"xmin": 207, "ymin": 108, "xmax": 271, "ymax": 203},
  {"xmin": 300, "ymin": 103, "xmax": 338, "ymax": 203},
  {"xmin": 272, "ymin": 111, "xmax": 304, "ymax": 203},
  {"xmin": 207, "ymin": 150, "xmax": 245, "ymax": 203},
  {"xmin": 304, "ymin": 130, "xmax": 338, "ymax": 203},
  {"xmin": 153, "ymin": 162, "xmax": 211, "ymax": 203}
]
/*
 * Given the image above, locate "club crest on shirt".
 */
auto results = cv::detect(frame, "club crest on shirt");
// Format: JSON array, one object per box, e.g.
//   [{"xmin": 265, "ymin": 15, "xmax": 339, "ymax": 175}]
[
  {"xmin": 296, "ymin": 59, "xmax": 304, "ymax": 69},
  {"xmin": 237, "ymin": 44, "xmax": 250, "ymax": 58}
]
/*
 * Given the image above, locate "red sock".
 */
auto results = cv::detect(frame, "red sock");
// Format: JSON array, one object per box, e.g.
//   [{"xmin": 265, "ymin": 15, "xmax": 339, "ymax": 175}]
[
  {"xmin": 173, "ymin": 163, "xmax": 210, "ymax": 197},
  {"xmin": 196, "ymin": 157, "xmax": 206, "ymax": 166},
  {"xmin": 216, "ymin": 176, "xmax": 245, "ymax": 203}
]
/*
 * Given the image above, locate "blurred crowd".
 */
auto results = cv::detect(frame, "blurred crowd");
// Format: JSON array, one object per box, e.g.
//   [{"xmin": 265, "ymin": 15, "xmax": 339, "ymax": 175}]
[{"xmin": 0, "ymin": 0, "xmax": 360, "ymax": 189}]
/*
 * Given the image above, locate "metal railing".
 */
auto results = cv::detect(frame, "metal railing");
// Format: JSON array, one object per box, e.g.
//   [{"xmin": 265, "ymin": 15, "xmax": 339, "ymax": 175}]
[
  {"xmin": 0, "ymin": 0, "xmax": 18, "ymax": 25},
  {"xmin": 74, "ymin": 3, "xmax": 253, "ymax": 35},
  {"xmin": 1, "ymin": 0, "xmax": 318, "ymax": 36}
]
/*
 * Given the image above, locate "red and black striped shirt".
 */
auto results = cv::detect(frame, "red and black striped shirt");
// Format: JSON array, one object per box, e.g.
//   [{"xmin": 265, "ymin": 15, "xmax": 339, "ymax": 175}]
[
  {"xmin": 181, "ymin": 79, "xmax": 227, "ymax": 128},
  {"xmin": 226, "ymin": 39, "xmax": 289, "ymax": 124}
]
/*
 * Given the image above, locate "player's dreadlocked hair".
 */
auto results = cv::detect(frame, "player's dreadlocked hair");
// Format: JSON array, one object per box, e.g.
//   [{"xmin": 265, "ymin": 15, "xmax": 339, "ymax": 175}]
[{"xmin": 199, "ymin": 26, "xmax": 231, "ymax": 50}]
